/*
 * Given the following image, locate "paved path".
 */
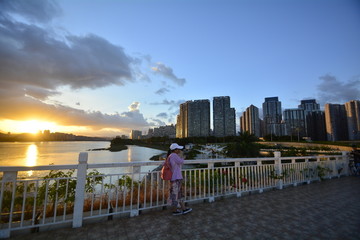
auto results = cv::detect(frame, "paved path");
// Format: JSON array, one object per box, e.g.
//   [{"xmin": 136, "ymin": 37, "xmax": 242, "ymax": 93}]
[{"xmin": 11, "ymin": 176, "xmax": 360, "ymax": 240}]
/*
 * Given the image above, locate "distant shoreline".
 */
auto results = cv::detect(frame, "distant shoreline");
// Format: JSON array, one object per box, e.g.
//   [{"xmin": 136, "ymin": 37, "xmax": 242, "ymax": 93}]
[{"xmin": 88, "ymin": 144, "xmax": 128, "ymax": 152}]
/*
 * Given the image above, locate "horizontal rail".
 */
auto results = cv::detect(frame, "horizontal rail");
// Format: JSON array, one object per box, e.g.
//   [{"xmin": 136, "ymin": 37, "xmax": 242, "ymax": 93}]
[{"xmin": 0, "ymin": 154, "xmax": 345, "ymax": 172}]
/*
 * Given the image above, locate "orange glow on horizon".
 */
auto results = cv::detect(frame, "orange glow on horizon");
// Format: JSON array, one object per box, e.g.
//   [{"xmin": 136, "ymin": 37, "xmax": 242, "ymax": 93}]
[
  {"xmin": 1, "ymin": 119, "xmax": 59, "ymax": 134},
  {"xmin": 0, "ymin": 119, "xmax": 125, "ymax": 137},
  {"xmin": 18, "ymin": 120, "xmax": 57, "ymax": 134}
]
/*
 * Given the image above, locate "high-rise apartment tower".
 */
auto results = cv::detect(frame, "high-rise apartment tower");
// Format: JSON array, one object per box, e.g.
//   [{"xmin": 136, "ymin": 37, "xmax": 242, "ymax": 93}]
[
  {"xmin": 283, "ymin": 109, "xmax": 306, "ymax": 139},
  {"xmin": 298, "ymin": 99, "xmax": 322, "ymax": 137},
  {"xmin": 298, "ymin": 99, "xmax": 320, "ymax": 115},
  {"xmin": 345, "ymin": 100, "xmax": 360, "ymax": 140},
  {"xmin": 262, "ymin": 97, "xmax": 283, "ymax": 136},
  {"xmin": 306, "ymin": 111, "xmax": 327, "ymax": 141},
  {"xmin": 176, "ymin": 99, "xmax": 210, "ymax": 138},
  {"xmin": 324, "ymin": 103, "xmax": 348, "ymax": 141},
  {"xmin": 213, "ymin": 96, "xmax": 236, "ymax": 137},
  {"xmin": 240, "ymin": 105, "xmax": 261, "ymax": 137}
]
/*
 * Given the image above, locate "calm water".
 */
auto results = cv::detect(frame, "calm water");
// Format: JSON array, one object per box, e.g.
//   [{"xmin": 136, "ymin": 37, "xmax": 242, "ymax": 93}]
[{"xmin": 0, "ymin": 142, "xmax": 166, "ymax": 177}]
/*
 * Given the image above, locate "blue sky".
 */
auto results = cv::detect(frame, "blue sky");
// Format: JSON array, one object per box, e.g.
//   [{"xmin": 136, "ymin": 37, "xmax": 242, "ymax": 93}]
[{"xmin": 0, "ymin": 0, "xmax": 359, "ymax": 137}]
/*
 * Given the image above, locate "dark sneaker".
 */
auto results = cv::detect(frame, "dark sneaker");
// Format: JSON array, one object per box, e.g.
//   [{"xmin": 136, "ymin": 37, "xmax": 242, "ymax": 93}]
[
  {"xmin": 182, "ymin": 208, "xmax": 192, "ymax": 214},
  {"xmin": 172, "ymin": 210, "xmax": 182, "ymax": 216}
]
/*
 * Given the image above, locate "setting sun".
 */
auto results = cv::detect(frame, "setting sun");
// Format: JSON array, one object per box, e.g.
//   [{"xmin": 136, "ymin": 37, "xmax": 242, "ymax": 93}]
[
  {"xmin": 2, "ymin": 120, "xmax": 58, "ymax": 134},
  {"xmin": 19, "ymin": 120, "xmax": 57, "ymax": 134}
]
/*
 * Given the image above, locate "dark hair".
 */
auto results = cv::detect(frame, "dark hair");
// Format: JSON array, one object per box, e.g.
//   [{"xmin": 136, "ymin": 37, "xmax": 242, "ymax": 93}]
[{"xmin": 167, "ymin": 149, "xmax": 173, "ymax": 157}]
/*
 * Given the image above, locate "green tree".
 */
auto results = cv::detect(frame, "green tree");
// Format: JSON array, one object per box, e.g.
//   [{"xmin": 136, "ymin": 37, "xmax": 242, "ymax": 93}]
[{"xmin": 225, "ymin": 132, "xmax": 260, "ymax": 158}]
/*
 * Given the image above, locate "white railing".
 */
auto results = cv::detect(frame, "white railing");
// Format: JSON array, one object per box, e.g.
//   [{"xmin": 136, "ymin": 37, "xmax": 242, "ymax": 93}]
[{"xmin": 0, "ymin": 151, "xmax": 349, "ymax": 238}]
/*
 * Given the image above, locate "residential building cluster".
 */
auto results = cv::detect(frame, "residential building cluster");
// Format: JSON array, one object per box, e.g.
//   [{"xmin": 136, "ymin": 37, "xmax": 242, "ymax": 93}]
[
  {"xmin": 147, "ymin": 124, "xmax": 176, "ymax": 138},
  {"xmin": 130, "ymin": 125, "xmax": 176, "ymax": 140},
  {"xmin": 240, "ymin": 97, "xmax": 360, "ymax": 141},
  {"xmin": 129, "ymin": 96, "xmax": 359, "ymax": 142},
  {"xmin": 176, "ymin": 96, "xmax": 236, "ymax": 138}
]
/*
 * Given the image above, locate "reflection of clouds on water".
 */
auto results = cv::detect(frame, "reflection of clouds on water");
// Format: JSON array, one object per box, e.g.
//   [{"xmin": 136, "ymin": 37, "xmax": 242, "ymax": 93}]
[{"xmin": 26, "ymin": 144, "xmax": 38, "ymax": 176}]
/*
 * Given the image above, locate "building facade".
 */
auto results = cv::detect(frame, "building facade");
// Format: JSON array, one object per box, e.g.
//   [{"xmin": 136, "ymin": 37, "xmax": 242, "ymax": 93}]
[
  {"xmin": 345, "ymin": 100, "xmax": 360, "ymax": 140},
  {"xmin": 147, "ymin": 124, "xmax": 176, "ymax": 138},
  {"xmin": 176, "ymin": 99, "xmax": 210, "ymax": 138},
  {"xmin": 130, "ymin": 130, "xmax": 142, "ymax": 140},
  {"xmin": 298, "ymin": 99, "xmax": 322, "ymax": 137},
  {"xmin": 306, "ymin": 111, "xmax": 327, "ymax": 141},
  {"xmin": 324, "ymin": 104, "xmax": 349, "ymax": 141},
  {"xmin": 240, "ymin": 105, "xmax": 261, "ymax": 137},
  {"xmin": 262, "ymin": 97, "xmax": 283, "ymax": 136},
  {"xmin": 213, "ymin": 96, "xmax": 236, "ymax": 137},
  {"xmin": 298, "ymin": 99, "xmax": 320, "ymax": 115},
  {"xmin": 283, "ymin": 109, "xmax": 306, "ymax": 139}
]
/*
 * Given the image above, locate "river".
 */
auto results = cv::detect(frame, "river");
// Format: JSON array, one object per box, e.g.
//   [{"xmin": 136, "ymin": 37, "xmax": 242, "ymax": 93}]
[{"xmin": 0, "ymin": 141, "xmax": 166, "ymax": 177}]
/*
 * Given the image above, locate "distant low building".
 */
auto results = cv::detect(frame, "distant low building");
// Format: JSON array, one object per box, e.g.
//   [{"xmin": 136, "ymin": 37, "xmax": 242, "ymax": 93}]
[
  {"xmin": 147, "ymin": 124, "xmax": 176, "ymax": 138},
  {"xmin": 130, "ymin": 130, "xmax": 142, "ymax": 140}
]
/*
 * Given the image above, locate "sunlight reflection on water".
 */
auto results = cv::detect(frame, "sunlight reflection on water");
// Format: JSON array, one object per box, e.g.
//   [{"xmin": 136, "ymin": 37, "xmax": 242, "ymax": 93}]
[{"xmin": 25, "ymin": 144, "xmax": 38, "ymax": 176}]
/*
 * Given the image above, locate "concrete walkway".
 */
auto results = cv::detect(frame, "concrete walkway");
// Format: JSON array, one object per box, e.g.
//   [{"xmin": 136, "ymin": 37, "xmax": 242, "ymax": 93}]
[{"xmin": 10, "ymin": 176, "xmax": 360, "ymax": 240}]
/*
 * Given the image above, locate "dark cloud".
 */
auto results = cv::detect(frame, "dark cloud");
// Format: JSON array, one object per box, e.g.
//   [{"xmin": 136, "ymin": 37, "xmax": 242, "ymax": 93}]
[
  {"xmin": 0, "ymin": 97, "xmax": 149, "ymax": 131},
  {"xmin": 150, "ymin": 99, "xmax": 186, "ymax": 108},
  {"xmin": 151, "ymin": 62, "xmax": 186, "ymax": 86},
  {"xmin": 0, "ymin": 0, "xmax": 150, "ymax": 133},
  {"xmin": 156, "ymin": 112, "xmax": 168, "ymax": 118},
  {"xmin": 150, "ymin": 119, "xmax": 166, "ymax": 126},
  {"xmin": 155, "ymin": 88, "xmax": 170, "ymax": 95},
  {"xmin": 150, "ymin": 101, "xmax": 182, "ymax": 126},
  {"xmin": 24, "ymin": 86, "xmax": 61, "ymax": 100},
  {"xmin": 0, "ymin": 0, "xmax": 61, "ymax": 23},
  {"xmin": 0, "ymin": 21, "xmax": 134, "ymax": 91},
  {"xmin": 150, "ymin": 99, "xmax": 184, "ymax": 121},
  {"xmin": 0, "ymin": 1, "xmax": 186, "ymax": 134},
  {"xmin": 317, "ymin": 74, "xmax": 360, "ymax": 105}
]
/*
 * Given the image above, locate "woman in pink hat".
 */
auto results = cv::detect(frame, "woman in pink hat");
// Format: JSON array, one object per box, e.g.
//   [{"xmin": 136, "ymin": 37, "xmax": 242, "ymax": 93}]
[{"xmin": 167, "ymin": 143, "xmax": 192, "ymax": 215}]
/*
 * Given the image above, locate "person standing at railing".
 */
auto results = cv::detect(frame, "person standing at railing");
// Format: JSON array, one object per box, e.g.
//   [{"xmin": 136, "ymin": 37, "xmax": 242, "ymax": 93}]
[
  {"xmin": 167, "ymin": 143, "xmax": 192, "ymax": 215},
  {"xmin": 350, "ymin": 145, "xmax": 360, "ymax": 175}
]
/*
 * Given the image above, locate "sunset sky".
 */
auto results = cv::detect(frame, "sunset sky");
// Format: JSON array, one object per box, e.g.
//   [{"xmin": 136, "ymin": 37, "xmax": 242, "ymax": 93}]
[{"xmin": 0, "ymin": 0, "xmax": 359, "ymax": 137}]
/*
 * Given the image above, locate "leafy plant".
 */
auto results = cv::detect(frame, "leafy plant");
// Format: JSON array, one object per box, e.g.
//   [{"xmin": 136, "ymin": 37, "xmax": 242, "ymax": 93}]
[
  {"xmin": 300, "ymin": 165, "xmax": 332, "ymax": 180},
  {"xmin": 269, "ymin": 168, "xmax": 295, "ymax": 180},
  {"xmin": 316, "ymin": 165, "xmax": 332, "ymax": 180},
  {"xmin": 117, "ymin": 175, "xmax": 139, "ymax": 189}
]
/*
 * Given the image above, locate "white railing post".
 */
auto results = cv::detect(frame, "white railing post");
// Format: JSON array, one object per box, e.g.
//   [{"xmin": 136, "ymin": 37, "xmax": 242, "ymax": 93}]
[
  {"xmin": 234, "ymin": 162, "xmax": 242, "ymax": 197},
  {"xmin": 0, "ymin": 171, "xmax": 18, "ymax": 239},
  {"xmin": 274, "ymin": 151, "xmax": 283, "ymax": 189},
  {"xmin": 72, "ymin": 152, "xmax": 88, "ymax": 228},
  {"xmin": 207, "ymin": 162, "xmax": 215, "ymax": 202},
  {"xmin": 130, "ymin": 166, "xmax": 140, "ymax": 217}
]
